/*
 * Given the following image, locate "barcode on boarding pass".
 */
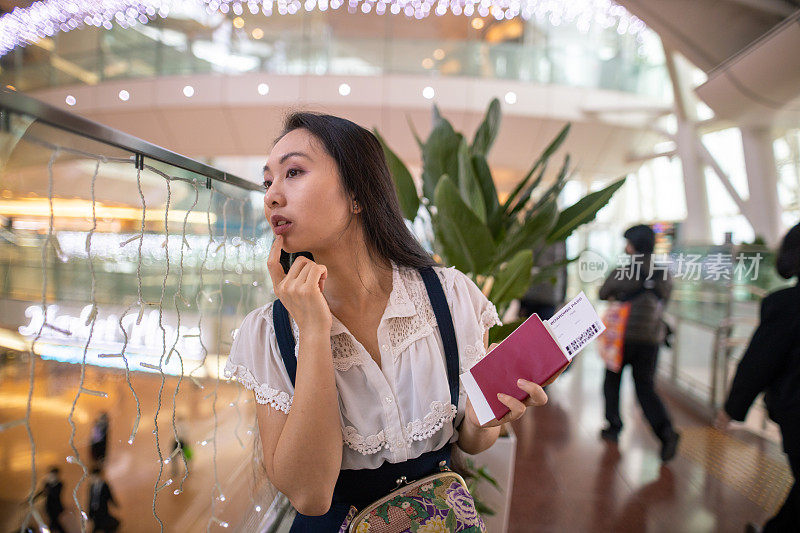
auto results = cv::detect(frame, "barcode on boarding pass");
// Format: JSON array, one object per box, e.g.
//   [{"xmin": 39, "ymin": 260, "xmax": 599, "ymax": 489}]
[{"xmin": 565, "ymin": 322, "xmax": 601, "ymax": 356}]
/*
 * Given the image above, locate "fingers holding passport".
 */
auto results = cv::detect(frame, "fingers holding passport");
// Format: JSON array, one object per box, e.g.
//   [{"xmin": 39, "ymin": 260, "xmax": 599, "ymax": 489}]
[
  {"xmin": 490, "ymin": 380, "xmax": 549, "ymax": 426},
  {"xmin": 516, "ymin": 379, "xmax": 548, "ymax": 407}
]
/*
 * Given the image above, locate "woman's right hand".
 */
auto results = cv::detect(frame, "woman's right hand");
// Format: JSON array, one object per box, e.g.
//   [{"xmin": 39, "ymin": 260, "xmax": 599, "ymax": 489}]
[{"xmin": 266, "ymin": 235, "xmax": 332, "ymax": 334}]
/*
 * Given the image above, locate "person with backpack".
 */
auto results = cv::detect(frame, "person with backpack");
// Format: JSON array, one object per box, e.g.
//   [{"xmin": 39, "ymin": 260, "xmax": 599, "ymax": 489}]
[{"xmin": 597, "ymin": 224, "xmax": 680, "ymax": 462}]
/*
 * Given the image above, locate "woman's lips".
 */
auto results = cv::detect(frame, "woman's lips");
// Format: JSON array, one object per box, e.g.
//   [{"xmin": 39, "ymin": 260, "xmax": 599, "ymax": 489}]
[{"xmin": 273, "ymin": 221, "xmax": 293, "ymax": 235}]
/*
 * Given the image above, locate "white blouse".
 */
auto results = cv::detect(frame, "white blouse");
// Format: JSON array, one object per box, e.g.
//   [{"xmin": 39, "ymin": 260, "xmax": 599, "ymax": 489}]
[{"xmin": 224, "ymin": 262, "xmax": 502, "ymax": 470}]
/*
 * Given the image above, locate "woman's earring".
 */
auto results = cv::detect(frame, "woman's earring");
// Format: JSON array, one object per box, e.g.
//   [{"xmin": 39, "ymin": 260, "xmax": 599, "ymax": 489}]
[{"xmin": 353, "ymin": 200, "xmax": 359, "ymax": 213}]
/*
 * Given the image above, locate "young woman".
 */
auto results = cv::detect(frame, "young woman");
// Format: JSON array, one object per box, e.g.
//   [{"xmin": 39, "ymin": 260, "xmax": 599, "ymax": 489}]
[{"xmin": 225, "ymin": 112, "xmax": 555, "ymax": 531}]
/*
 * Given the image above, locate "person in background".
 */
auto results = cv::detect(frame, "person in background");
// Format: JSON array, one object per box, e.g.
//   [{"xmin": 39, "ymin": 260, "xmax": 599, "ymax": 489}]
[
  {"xmin": 90, "ymin": 412, "xmax": 109, "ymax": 465},
  {"xmin": 598, "ymin": 224, "xmax": 680, "ymax": 462},
  {"xmin": 519, "ymin": 241, "xmax": 567, "ymax": 322},
  {"xmin": 716, "ymin": 221, "xmax": 800, "ymax": 533},
  {"xmin": 33, "ymin": 466, "xmax": 66, "ymax": 533},
  {"xmin": 87, "ymin": 466, "xmax": 120, "ymax": 533}
]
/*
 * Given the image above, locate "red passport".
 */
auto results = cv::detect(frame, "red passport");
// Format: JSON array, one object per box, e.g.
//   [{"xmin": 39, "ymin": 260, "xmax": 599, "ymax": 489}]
[{"xmin": 460, "ymin": 292, "xmax": 604, "ymax": 425}]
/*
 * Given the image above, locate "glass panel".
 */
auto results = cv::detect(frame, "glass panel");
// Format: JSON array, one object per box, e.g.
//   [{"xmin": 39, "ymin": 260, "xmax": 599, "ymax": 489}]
[
  {"xmin": 0, "ymin": 10, "xmax": 670, "ymax": 99},
  {"xmin": 0, "ymin": 108, "xmax": 279, "ymax": 531}
]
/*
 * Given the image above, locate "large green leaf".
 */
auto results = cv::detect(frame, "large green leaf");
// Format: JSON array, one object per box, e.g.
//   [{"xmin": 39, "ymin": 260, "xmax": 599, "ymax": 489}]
[
  {"xmin": 433, "ymin": 176, "xmax": 496, "ymax": 273},
  {"xmin": 432, "ymin": 103, "xmax": 444, "ymax": 124},
  {"xmin": 489, "ymin": 318, "xmax": 524, "ymax": 345},
  {"xmin": 489, "ymin": 249, "xmax": 533, "ymax": 305},
  {"xmin": 373, "ymin": 128, "xmax": 419, "ymax": 221},
  {"xmin": 507, "ymin": 159, "xmax": 549, "ymax": 220},
  {"xmin": 524, "ymin": 155, "xmax": 571, "ymax": 217},
  {"xmin": 476, "ymin": 466, "xmax": 501, "ymax": 491},
  {"xmin": 471, "ymin": 98, "xmax": 501, "ymax": 157},
  {"xmin": 407, "ymin": 114, "xmax": 424, "ymax": 150},
  {"xmin": 493, "ymin": 200, "xmax": 558, "ymax": 268},
  {"xmin": 474, "ymin": 500, "xmax": 497, "ymax": 517},
  {"xmin": 422, "ymin": 119, "xmax": 461, "ymax": 200},
  {"xmin": 503, "ymin": 123, "xmax": 570, "ymax": 215},
  {"xmin": 528, "ymin": 255, "xmax": 579, "ymax": 286},
  {"xmin": 546, "ymin": 177, "xmax": 626, "ymax": 243},
  {"xmin": 487, "ymin": 207, "xmax": 508, "ymax": 242},
  {"xmin": 472, "ymin": 154, "xmax": 501, "ymax": 226},
  {"xmin": 458, "ymin": 138, "xmax": 486, "ymax": 223}
]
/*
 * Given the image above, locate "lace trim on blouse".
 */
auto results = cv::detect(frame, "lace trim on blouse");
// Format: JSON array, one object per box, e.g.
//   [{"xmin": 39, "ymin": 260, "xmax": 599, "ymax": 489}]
[
  {"xmin": 342, "ymin": 400, "xmax": 458, "ymax": 455},
  {"xmin": 461, "ymin": 337, "xmax": 488, "ymax": 372},
  {"xmin": 480, "ymin": 302, "xmax": 502, "ymax": 331},
  {"xmin": 223, "ymin": 361, "xmax": 293, "ymax": 414},
  {"xmin": 331, "ymin": 334, "xmax": 368, "ymax": 371},
  {"xmin": 388, "ymin": 267, "xmax": 447, "ymax": 362}
]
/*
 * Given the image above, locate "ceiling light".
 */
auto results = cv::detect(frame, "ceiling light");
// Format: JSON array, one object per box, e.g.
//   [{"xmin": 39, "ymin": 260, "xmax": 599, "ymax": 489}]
[
  {"xmin": 504, "ymin": 91, "xmax": 517, "ymax": 104},
  {"xmin": 338, "ymin": 83, "xmax": 351, "ymax": 96},
  {"xmin": 118, "ymin": 89, "xmax": 130, "ymax": 101},
  {"xmin": 252, "ymin": 28, "xmax": 264, "ymax": 39},
  {"xmin": 183, "ymin": 85, "xmax": 194, "ymax": 97},
  {"xmin": 65, "ymin": 95, "xmax": 76, "ymax": 106},
  {"xmin": 422, "ymin": 58, "xmax": 434, "ymax": 69},
  {"xmin": 433, "ymin": 48, "xmax": 445, "ymax": 60},
  {"xmin": 257, "ymin": 83, "xmax": 269, "ymax": 95},
  {"xmin": 0, "ymin": 1, "xmax": 649, "ymax": 58},
  {"xmin": 422, "ymin": 86, "xmax": 435, "ymax": 99}
]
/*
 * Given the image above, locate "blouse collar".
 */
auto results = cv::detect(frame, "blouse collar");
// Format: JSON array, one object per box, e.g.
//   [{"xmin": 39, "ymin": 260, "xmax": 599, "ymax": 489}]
[{"xmin": 329, "ymin": 260, "xmax": 416, "ymax": 336}]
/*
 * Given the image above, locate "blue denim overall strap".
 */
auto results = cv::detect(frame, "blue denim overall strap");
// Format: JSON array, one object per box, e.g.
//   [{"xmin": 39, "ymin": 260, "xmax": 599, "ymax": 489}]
[{"xmin": 272, "ymin": 265, "xmax": 461, "ymax": 532}]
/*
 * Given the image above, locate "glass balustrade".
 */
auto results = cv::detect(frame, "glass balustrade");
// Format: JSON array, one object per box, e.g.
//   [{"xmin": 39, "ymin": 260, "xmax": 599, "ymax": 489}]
[
  {"xmin": 0, "ymin": 13, "xmax": 670, "ymax": 101},
  {"xmin": 0, "ymin": 89, "xmax": 287, "ymax": 532}
]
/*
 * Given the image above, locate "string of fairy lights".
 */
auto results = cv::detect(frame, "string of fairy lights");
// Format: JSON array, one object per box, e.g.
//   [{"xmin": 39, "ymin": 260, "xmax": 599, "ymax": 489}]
[
  {"xmin": 0, "ymin": 0, "xmax": 647, "ymax": 57},
  {"xmin": 3, "ymin": 115, "xmax": 273, "ymax": 531}
]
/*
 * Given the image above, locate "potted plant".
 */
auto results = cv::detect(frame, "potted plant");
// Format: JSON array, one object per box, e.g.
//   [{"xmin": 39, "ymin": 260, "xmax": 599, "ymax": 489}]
[{"xmin": 374, "ymin": 99, "xmax": 626, "ymax": 531}]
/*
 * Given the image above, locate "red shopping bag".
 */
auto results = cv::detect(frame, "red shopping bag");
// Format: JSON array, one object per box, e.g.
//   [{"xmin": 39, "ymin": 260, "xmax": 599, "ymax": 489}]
[{"xmin": 597, "ymin": 302, "xmax": 630, "ymax": 372}]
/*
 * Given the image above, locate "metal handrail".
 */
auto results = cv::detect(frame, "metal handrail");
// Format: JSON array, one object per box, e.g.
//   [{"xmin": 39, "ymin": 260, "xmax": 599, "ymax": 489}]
[
  {"xmin": 259, "ymin": 493, "xmax": 294, "ymax": 533},
  {"xmin": 0, "ymin": 88, "xmax": 260, "ymax": 192}
]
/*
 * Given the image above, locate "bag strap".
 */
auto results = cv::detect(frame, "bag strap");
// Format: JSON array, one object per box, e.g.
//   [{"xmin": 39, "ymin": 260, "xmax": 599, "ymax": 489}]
[
  {"xmin": 419, "ymin": 266, "xmax": 460, "ymax": 409},
  {"xmin": 272, "ymin": 266, "xmax": 460, "ymax": 408},
  {"xmin": 272, "ymin": 298, "xmax": 297, "ymax": 382},
  {"xmin": 622, "ymin": 267, "xmax": 666, "ymax": 302}
]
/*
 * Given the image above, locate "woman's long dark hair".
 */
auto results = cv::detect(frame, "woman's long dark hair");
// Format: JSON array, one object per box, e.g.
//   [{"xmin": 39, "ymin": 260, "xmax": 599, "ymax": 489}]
[
  {"xmin": 275, "ymin": 112, "xmax": 437, "ymax": 271},
  {"xmin": 776, "ymin": 221, "xmax": 800, "ymax": 280}
]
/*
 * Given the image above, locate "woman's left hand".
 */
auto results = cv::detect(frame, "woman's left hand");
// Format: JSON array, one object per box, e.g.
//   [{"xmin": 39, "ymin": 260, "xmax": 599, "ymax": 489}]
[{"xmin": 464, "ymin": 343, "xmax": 568, "ymax": 429}]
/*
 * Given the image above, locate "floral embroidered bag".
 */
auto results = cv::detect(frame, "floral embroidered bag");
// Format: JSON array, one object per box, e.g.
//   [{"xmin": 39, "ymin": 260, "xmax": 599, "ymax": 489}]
[{"xmin": 344, "ymin": 461, "xmax": 483, "ymax": 533}]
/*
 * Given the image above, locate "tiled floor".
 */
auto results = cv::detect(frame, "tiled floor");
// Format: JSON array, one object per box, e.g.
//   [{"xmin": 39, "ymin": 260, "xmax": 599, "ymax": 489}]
[{"xmin": 507, "ymin": 354, "xmax": 792, "ymax": 532}]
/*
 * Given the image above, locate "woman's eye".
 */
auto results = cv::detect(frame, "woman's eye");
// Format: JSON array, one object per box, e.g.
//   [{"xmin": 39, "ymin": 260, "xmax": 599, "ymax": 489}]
[
  {"xmin": 262, "ymin": 180, "xmax": 272, "ymax": 189},
  {"xmin": 286, "ymin": 168, "xmax": 301, "ymax": 178}
]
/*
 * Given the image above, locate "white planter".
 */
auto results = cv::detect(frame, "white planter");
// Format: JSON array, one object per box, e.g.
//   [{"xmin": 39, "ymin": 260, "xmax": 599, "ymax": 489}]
[{"xmin": 470, "ymin": 426, "xmax": 517, "ymax": 533}]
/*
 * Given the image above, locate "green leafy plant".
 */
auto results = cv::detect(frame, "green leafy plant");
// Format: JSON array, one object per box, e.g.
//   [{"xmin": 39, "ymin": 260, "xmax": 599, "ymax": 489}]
[
  {"xmin": 376, "ymin": 98, "xmax": 626, "ymax": 344},
  {"xmin": 460, "ymin": 457, "xmax": 501, "ymax": 517}
]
